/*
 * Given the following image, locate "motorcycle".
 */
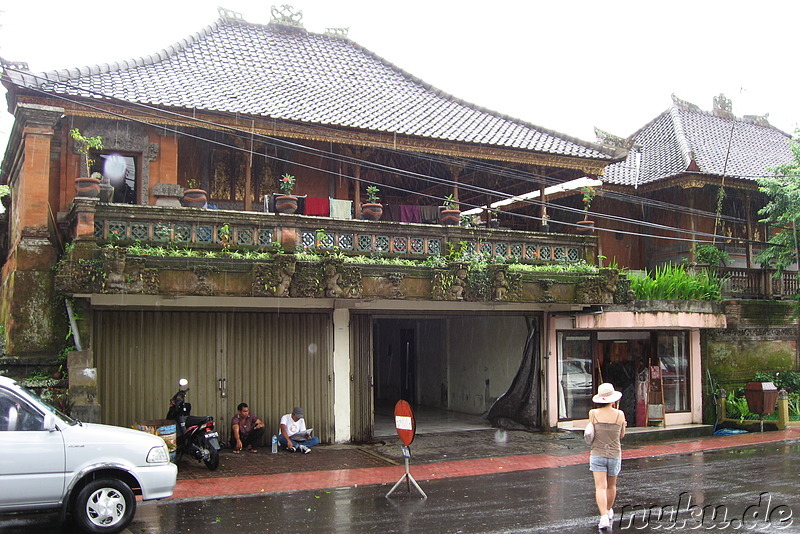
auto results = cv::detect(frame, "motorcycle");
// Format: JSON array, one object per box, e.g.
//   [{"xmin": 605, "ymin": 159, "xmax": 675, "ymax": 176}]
[{"xmin": 166, "ymin": 378, "xmax": 220, "ymax": 470}]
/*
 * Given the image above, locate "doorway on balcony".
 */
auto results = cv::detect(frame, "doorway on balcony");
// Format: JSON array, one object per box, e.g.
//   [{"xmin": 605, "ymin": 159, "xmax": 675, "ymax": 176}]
[{"xmin": 370, "ymin": 315, "xmax": 528, "ymax": 437}]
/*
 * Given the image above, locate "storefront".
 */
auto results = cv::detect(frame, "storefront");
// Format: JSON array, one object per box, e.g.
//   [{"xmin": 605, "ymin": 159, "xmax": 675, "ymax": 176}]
[{"xmin": 546, "ymin": 304, "xmax": 726, "ymax": 429}]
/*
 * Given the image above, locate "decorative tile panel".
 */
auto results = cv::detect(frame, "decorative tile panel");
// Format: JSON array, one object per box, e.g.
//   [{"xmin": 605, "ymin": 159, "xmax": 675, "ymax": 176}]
[
  {"xmin": 357, "ymin": 234, "xmax": 373, "ymax": 252},
  {"xmin": 510, "ymin": 243, "xmax": 523, "ymax": 259},
  {"xmin": 526, "ymin": 245, "xmax": 538, "ymax": 260},
  {"xmin": 392, "ymin": 237, "xmax": 407, "ymax": 254},
  {"xmin": 301, "ymin": 231, "xmax": 316, "ymax": 249},
  {"xmin": 108, "ymin": 221, "xmax": 126, "ymax": 240},
  {"xmin": 338, "ymin": 233, "xmax": 354, "ymax": 250},
  {"xmin": 410, "ymin": 237, "xmax": 424, "ymax": 254},
  {"xmin": 153, "ymin": 223, "xmax": 171, "ymax": 242},
  {"xmin": 427, "ymin": 239, "xmax": 442, "ymax": 255},
  {"xmin": 174, "ymin": 224, "xmax": 192, "ymax": 243},
  {"xmin": 375, "ymin": 235, "xmax": 390, "ymax": 253},
  {"xmin": 554, "ymin": 246, "xmax": 566, "ymax": 261},
  {"xmin": 196, "ymin": 224, "xmax": 213, "ymax": 243},
  {"xmin": 257, "ymin": 228, "xmax": 273, "ymax": 247},
  {"xmin": 568, "ymin": 247, "xmax": 580, "ymax": 262},
  {"xmin": 466, "ymin": 241, "xmax": 477, "ymax": 254},
  {"xmin": 130, "ymin": 222, "xmax": 149, "ymax": 241},
  {"xmin": 540, "ymin": 246, "xmax": 551, "ymax": 261},
  {"xmin": 236, "ymin": 226, "xmax": 254, "ymax": 246},
  {"xmin": 319, "ymin": 231, "xmax": 335, "ymax": 249},
  {"xmin": 94, "ymin": 220, "xmax": 104, "ymax": 239},
  {"xmin": 495, "ymin": 242, "xmax": 508, "ymax": 258},
  {"xmin": 479, "ymin": 242, "xmax": 492, "ymax": 256}
]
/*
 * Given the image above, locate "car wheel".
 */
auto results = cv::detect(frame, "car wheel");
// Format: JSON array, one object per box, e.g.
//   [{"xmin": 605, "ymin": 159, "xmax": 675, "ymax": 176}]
[{"xmin": 73, "ymin": 478, "xmax": 136, "ymax": 534}]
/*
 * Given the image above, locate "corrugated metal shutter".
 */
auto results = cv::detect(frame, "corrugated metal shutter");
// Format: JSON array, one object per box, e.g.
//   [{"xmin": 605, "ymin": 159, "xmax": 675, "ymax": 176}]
[
  {"xmin": 349, "ymin": 314, "xmax": 373, "ymax": 442},
  {"xmin": 94, "ymin": 310, "xmax": 333, "ymax": 444}
]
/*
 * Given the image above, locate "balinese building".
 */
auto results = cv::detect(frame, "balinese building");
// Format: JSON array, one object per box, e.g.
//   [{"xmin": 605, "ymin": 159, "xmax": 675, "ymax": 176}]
[{"xmin": 0, "ymin": 7, "xmax": 721, "ymax": 442}]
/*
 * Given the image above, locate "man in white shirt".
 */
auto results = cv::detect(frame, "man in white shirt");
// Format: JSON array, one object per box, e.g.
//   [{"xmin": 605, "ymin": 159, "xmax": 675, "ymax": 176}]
[{"xmin": 278, "ymin": 406, "xmax": 320, "ymax": 453}]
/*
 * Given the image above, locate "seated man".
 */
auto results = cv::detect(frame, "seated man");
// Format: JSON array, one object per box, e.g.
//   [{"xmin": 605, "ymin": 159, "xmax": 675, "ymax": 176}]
[
  {"xmin": 230, "ymin": 402, "xmax": 265, "ymax": 453},
  {"xmin": 278, "ymin": 406, "xmax": 320, "ymax": 453}
]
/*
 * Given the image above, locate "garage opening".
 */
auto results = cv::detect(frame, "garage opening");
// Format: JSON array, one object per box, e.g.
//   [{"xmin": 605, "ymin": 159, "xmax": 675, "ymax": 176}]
[{"xmin": 370, "ymin": 315, "xmax": 531, "ymax": 437}]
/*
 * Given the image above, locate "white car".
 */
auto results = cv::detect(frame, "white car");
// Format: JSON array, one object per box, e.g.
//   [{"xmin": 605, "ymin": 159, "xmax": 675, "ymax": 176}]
[{"xmin": 0, "ymin": 375, "xmax": 177, "ymax": 533}]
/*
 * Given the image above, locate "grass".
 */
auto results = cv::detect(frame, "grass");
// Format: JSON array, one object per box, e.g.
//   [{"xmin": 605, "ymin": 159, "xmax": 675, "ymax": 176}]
[{"xmin": 628, "ymin": 264, "xmax": 723, "ymax": 301}]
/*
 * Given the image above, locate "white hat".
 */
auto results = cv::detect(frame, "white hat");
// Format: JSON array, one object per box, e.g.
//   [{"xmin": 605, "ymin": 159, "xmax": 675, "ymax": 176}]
[{"xmin": 592, "ymin": 383, "xmax": 622, "ymax": 404}]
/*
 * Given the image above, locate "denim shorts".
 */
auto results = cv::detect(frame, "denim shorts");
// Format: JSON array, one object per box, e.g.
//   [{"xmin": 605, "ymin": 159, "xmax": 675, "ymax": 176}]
[{"xmin": 589, "ymin": 455, "xmax": 621, "ymax": 476}]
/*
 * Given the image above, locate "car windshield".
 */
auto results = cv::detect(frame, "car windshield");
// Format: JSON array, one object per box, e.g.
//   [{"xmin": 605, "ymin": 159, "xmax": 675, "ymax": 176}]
[{"xmin": 18, "ymin": 384, "xmax": 80, "ymax": 426}]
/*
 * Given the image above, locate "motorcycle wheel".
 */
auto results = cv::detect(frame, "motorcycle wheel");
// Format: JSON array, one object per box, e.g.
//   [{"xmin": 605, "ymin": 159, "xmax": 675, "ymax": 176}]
[{"xmin": 204, "ymin": 442, "xmax": 220, "ymax": 470}]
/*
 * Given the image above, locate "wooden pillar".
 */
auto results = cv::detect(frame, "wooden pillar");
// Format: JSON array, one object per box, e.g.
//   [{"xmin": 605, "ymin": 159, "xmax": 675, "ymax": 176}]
[{"xmin": 744, "ymin": 192, "xmax": 753, "ymax": 269}]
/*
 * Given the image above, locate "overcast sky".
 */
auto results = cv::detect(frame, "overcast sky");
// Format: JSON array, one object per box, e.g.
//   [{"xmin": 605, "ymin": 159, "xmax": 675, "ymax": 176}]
[{"xmin": 1, "ymin": 1, "xmax": 798, "ymax": 150}]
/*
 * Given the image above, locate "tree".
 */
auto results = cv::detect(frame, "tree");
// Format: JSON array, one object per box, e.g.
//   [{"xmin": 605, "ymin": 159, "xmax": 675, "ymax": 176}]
[{"xmin": 756, "ymin": 133, "xmax": 800, "ymax": 274}]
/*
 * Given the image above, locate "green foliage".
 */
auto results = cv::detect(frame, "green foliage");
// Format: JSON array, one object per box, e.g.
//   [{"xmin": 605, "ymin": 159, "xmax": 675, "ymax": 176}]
[
  {"xmin": 754, "ymin": 370, "xmax": 800, "ymax": 393},
  {"xmin": 442, "ymin": 194, "xmax": 458, "ymax": 210},
  {"xmin": 0, "ymin": 185, "xmax": 9, "ymax": 198},
  {"xmin": 580, "ymin": 186, "xmax": 597, "ymax": 211},
  {"xmin": 756, "ymin": 133, "xmax": 800, "ymax": 274},
  {"xmin": 628, "ymin": 264, "xmax": 723, "ymax": 300},
  {"xmin": 279, "ymin": 173, "xmax": 295, "ymax": 195},
  {"xmin": 186, "ymin": 178, "xmax": 201, "ymax": 189},
  {"xmin": 724, "ymin": 391, "xmax": 752, "ymax": 422},
  {"xmin": 69, "ymin": 128, "xmax": 103, "ymax": 171},
  {"xmin": 365, "ymin": 185, "xmax": 380, "ymax": 204},
  {"xmin": 693, "ymin": 243, "xmax": 730, "ymax": 266}
]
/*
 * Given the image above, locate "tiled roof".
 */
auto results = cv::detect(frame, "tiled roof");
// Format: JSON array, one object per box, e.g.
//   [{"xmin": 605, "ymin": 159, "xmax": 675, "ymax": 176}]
[
  {"xmin": 7, "ymin": 16, "xmax": 617, "ymax": 161},
  {"xmin": 602, "ymin": 99, "xmax": 793, "ymax": 187}
]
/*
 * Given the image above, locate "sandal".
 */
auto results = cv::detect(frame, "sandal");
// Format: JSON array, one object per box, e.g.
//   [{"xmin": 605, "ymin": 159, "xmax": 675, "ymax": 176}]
[
  {"xmin": 232, "ymin": 448, "xmax": 241, "ymax": 454},
  {"xmin": 247, "ymin": 447, "xmax": 258, "ymax": 453}
]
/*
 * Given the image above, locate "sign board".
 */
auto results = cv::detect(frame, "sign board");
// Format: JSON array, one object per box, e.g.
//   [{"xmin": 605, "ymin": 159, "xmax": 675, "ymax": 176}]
[{"xmin": 394, "ymin": 399, "xmax": 416, "ymax": 446}]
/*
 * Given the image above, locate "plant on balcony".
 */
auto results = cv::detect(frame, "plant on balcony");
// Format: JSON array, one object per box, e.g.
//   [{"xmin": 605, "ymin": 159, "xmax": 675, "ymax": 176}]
[
  {"xmin": 692, "ymin": 243, "xmax": 730, "ymax": 267},
  {"xmin": 440, "ymin": 194, "xmax": 460, "ymax": 225},
  {"xmin": 628, "ymin": 264, "xmax": 723, "ymax": 301},
  {"xmin": 275, "ymin": 174, "xmax": 298, "ymax": 214},
  {"xmin": 361, "ymin": 185, "xmax": 383, "ymax": 221},
  {"xmin": 181, "ymin": 178, "xmax": 208, "ymax": 208},
  {"xmin": 576, "ymin": 186, "xmax": 598, "ymax": 233},
  {"xmin": 70, "ymin": 128, "xmax": 104, "ymax": 198}
]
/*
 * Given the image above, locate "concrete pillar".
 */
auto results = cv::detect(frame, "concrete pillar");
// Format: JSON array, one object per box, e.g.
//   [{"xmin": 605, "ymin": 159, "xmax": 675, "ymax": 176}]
[
  {"xmin": 716, "ymin": 387, "xmax": 727, "ymax": 422},
  {"xmin": 68, "ymin": 349, "xmax": 101, "ymax": 423},
  {"xmin": 332, "ymin": 308, "xmax": 351, "ymax": 442},
  {"xmin": 777, "ymin": 389, "xmax": 789, "ymax": 430}
]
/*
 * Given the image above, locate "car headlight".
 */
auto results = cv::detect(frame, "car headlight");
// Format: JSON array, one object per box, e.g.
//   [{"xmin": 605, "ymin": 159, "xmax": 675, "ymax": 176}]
[{"xmin": 147, "ymin": 444, "xmax": 170, "ymax": 464}]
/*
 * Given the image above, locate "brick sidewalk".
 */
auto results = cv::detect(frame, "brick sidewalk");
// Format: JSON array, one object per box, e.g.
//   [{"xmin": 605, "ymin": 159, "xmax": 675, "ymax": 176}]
[{"xmin": 170, "ymin": 427, "xmax": 800, "ymax": 501}]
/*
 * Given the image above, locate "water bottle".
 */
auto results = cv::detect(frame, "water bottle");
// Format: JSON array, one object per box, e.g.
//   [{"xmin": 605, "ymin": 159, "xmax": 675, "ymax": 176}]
[{"xmin": 271, "ymin": 434, "xmax": 278, "ymax": 454}]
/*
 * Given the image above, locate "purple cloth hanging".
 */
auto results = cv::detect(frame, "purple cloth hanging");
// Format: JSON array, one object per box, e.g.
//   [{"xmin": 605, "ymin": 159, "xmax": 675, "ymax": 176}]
[{"xmin": 400, "ymin": 205, "xmax": 421, "ymax": 223}]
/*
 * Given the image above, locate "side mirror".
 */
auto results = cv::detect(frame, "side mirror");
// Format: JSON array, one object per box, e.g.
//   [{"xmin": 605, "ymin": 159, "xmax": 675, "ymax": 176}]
[
  {"xmin": 179, "ymin": 378, "xmax": 189, "ymax": 387},
  {"xmin": 43, "ymin": 412, "xmax": 57, "ymax": 432}
]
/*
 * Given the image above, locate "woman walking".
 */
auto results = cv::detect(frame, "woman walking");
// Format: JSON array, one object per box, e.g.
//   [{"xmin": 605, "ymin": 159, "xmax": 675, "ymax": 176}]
[{"xmin": 588, "ymin": 383, "xmax": 627, "ymax": 530}]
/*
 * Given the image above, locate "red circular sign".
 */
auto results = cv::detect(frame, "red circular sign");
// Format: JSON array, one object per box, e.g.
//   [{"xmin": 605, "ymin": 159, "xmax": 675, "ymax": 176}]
[{"xmin": 394, "ymin": 399, "xmax": 416, "ymax": 446}]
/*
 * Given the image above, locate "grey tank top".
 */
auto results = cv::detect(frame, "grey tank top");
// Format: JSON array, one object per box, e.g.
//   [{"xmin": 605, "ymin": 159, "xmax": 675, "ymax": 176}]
[{"xmin": 590, "ymin": 411, "xmax": 622, "ymax": 459}]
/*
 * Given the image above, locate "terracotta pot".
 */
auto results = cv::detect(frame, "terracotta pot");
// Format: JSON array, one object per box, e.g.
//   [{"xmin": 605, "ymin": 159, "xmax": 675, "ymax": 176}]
[
  {"xmin": 75, "ymin": 177, "xmax": 101, "ymax": 198},
  {"xmin": 576, "ymin": 220, "xmax": 595, "ymax": 234},
  {"xmin": 181, "ymin": 188, "xmax": 208, "ymax": 208},
  {"xmin": 275, "ymin": 194, "xmax": 298, "ymax": 214},
  {"xmin": 439, "ymin": 208, "xmax": 460, "ymax": 225},
  {"xmin": 360, "ymin": 203, "xmax": 383, "ymax": 221}
]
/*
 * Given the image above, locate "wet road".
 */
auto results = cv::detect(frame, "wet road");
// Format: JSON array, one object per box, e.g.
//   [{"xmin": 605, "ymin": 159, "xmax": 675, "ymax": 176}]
[{"xmin": 3, "ymin": 440, "xmax": 799, "ymax": 533}]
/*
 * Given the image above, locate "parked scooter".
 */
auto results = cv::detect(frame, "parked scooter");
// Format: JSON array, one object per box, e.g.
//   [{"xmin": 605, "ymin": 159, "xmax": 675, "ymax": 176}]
[{"xmin": 166, "ymin": 378, "xmax": 220, "ymax": 470}]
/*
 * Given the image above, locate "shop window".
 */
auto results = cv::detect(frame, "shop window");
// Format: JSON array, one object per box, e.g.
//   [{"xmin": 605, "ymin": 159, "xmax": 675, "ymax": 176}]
[
  {"xmin": 557, "ymin": 333, "xmax": 593, "ymax": 419},
  {"xmin": 657, "ymin": 332, "xmax": 689, "ymax": 412}
]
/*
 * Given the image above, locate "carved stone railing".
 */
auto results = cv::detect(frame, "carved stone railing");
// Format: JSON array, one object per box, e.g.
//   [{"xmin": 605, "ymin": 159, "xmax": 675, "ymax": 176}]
[{"xmin": 66, "ymin": 199, "xmax": 596, "ymax": 264}]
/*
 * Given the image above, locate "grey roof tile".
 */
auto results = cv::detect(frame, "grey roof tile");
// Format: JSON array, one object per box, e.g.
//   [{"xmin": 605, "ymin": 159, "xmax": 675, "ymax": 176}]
[
  {"xmin": 8, "ymin": 17, "xmax": 616, "ymax": 161},
  {"xmin": 602, "ymin": 101, "xmax": 793, "ymax": 187}
]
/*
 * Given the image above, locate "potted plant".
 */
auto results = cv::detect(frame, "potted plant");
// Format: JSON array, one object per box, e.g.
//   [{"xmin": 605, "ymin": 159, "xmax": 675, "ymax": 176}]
[
  {"xmin": 488, "ymin": 208, "xmax": 501, "ymax": 228},
  {"xmin": 540, "ymin": 213, "xmax": 551, "ymax": 233},
  {"xmin": 576, "ymin": 186, "xmax": 597, "ymax": 233},
  {"xmin": 181, "ymin": 178, "xmax": 208, "ymax": 208},
  {"xmin": 70, "ymin": 128, "xmax": 103, "ymax": 198},
  {"xmin": 439, "ymin": 194, "xmax": 460, "ymax": 225},
  {"xmin": 361, "ymin": 185, "xmax": 383, "ymax": 220},
  {"xmin": 275, "ymin": 173, "xmax": 298, "ymax": 214}
]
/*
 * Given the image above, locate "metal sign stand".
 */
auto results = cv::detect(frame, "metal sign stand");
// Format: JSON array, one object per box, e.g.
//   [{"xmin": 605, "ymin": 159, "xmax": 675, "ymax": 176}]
[{"xmin": 385, "ymin": 445, "xmax": 427, "ymax": 499}]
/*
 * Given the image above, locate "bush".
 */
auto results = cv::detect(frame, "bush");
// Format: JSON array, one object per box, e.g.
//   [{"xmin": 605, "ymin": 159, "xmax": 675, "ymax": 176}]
[{"xmin": 628, "ymin": 264, "xmax": 723, "ymax": 301}]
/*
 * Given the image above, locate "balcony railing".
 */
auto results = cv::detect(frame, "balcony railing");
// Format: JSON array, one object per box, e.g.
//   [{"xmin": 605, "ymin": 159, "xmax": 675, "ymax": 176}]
[
  {"xmin": 68, "ymin": 199, "xmax": 596, "ymax": 264},
  {"xmin": 713, "ymin": 266, "xmax": 798, "ymax": 300}
]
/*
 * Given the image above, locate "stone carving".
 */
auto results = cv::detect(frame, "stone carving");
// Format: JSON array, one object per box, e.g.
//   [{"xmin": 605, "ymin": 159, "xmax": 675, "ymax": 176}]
[
  {"xmin": 101, "ymin": 248, "xmax": 127, "ymax": 293},
  {"xmin": 253, "ymin": 256, "xmax": 296, "ymax": 297},
  {"xmin": 491, "ymin": 267, "xmax": 508, "ymax": 301},
  {"xmin": 190, "ymin": 266, "xmax": 215, "ymax": 296},
  {"xmin": 449, "ymin": 263, "xmax": 468, "ymax": 300},
  {"xmin": 323, "ymin": 262, "xmax": 343, "ymax": 298},
  {"xmin": 381, "ymin": 272, "xmax": 404, "ymax": 299}
]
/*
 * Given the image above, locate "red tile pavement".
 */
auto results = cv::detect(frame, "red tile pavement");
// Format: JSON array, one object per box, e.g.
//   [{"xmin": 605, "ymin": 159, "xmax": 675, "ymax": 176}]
[{"xmin": 170, "ymin": 427, "xmax": 800, "ymax": 500}]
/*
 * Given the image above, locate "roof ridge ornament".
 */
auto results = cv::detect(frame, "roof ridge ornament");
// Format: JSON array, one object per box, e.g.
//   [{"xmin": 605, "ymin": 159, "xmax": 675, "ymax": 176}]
[
  {"xmin": 712, "ymin": 93, "xmax": 734, "ymax": 120},
  {"xmin": 270, "ymin": 4, "xmax": 304, "ymax": 27},
  {"xmin": 217, "ymin": 7, "xmax": 245, "ymax": 21},
  {"xmin": 594, "ymin": 127, "xmax": 633, "ymax": 150},
  {"xmin": 325, "ymin": 27, "xmax": 350, "ymax": 38},
  {"xmin": 0, "ymin": 57, "xmax": 30, "ymax": 72},
  {"xmin": 671, "ymin": 93, "xmax": 701, "ymax": 112}
]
